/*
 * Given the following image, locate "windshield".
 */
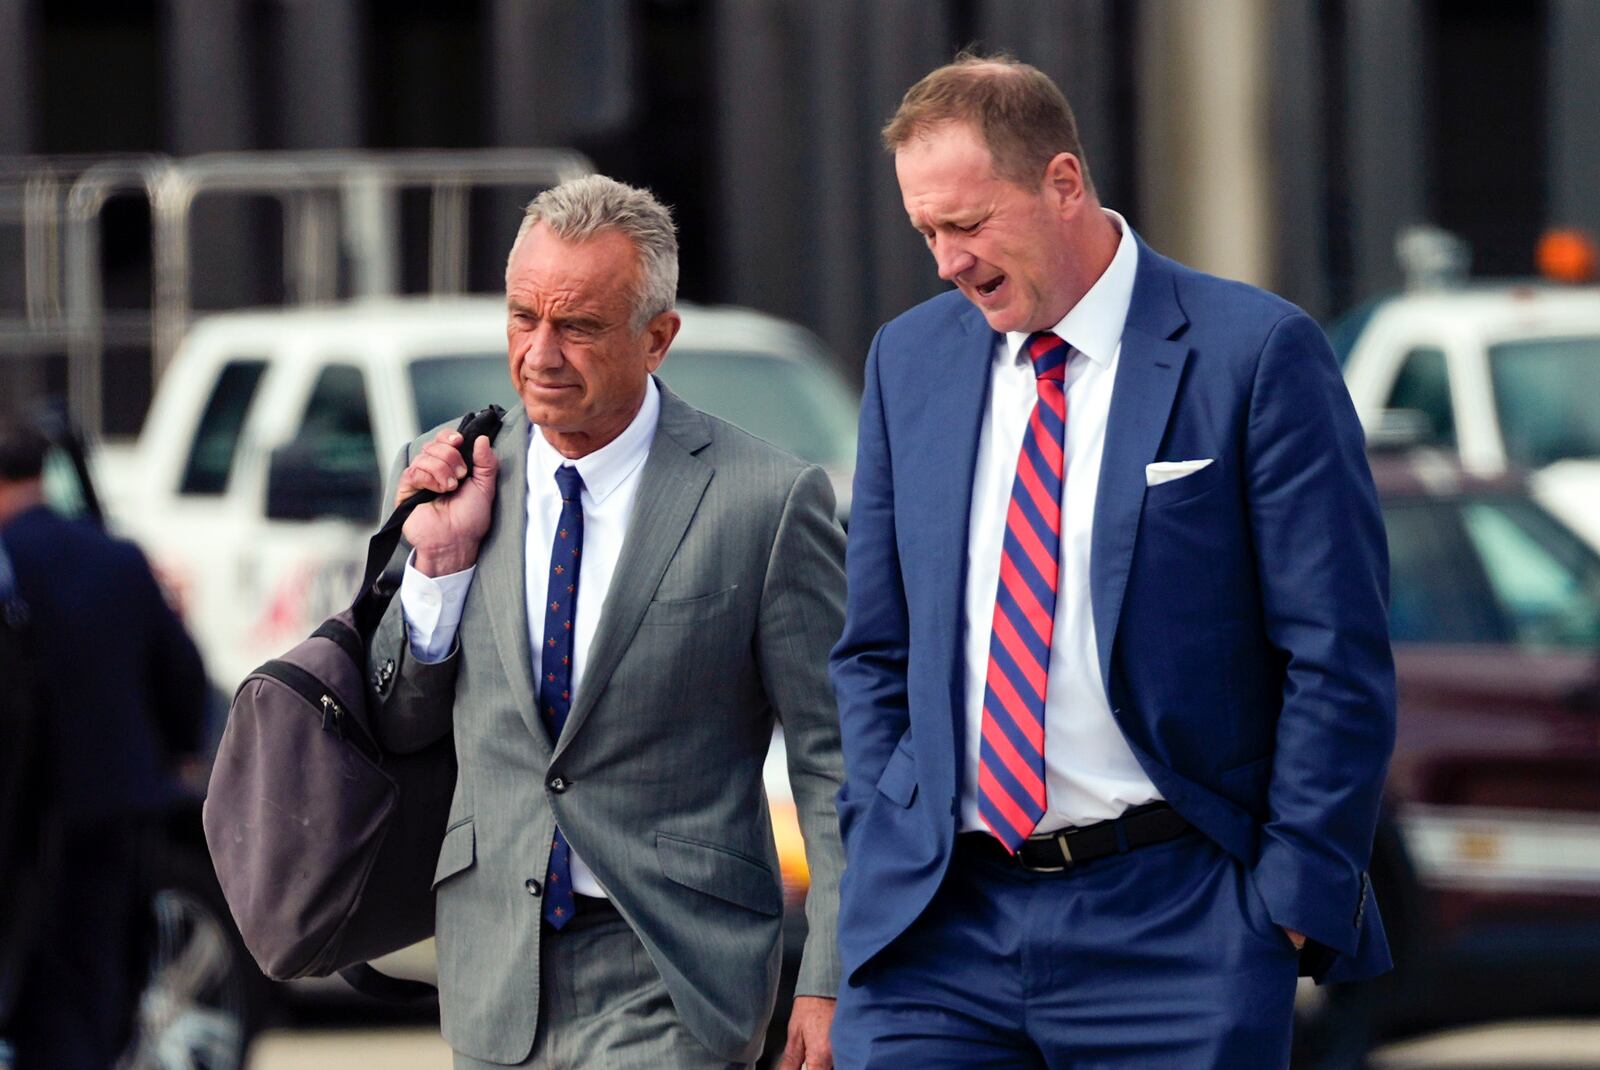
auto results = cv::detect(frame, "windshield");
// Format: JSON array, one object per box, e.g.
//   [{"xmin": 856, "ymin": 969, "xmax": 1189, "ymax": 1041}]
[
  {"xmin": 1384, "ymin": 492, "xmax": 1600, "ymax": 649},
  {"xmin": 409, "ymin": 347, "xmax": 859, "ymax": 469},
  {"xmin": 1489, "ymin": 336, "xmax": 1600, "ymax": 467},
  {"xmin": 657, "ymin": 349, "xmax": 858, "ymax": 467},
  {"xmin": 1458, "ymin": 496, "xmax": 1600, "ymax": 648},
  {"xmin": 409, "ymin": 355, "xmax": 518, "ymax": 432}
]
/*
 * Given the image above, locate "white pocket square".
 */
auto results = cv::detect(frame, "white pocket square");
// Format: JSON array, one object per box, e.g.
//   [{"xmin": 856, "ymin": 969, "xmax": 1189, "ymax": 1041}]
[{"xmin": 1145, "ymin": 459, "xmax": 1214, "ymax": 487}]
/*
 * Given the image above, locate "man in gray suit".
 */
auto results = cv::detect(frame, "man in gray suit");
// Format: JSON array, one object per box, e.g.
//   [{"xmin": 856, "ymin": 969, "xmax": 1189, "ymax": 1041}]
[{"xmin": 369, "ymin": 175, "xmax": 845, "ymax": 1069}]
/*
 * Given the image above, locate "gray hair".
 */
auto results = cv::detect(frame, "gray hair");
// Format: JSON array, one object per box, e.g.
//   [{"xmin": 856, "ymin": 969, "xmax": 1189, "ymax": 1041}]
[{"xmin": 508, "ymin": 175, "xmax": 679, "ymax": 331}]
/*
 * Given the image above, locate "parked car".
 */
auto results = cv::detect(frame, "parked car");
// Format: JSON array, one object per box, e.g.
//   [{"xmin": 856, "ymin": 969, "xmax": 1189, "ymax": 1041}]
[
  {"xmin": 1297, "ymin": 450, "xmax": 1600, "ymax": 1063},
  {"xmin": 1338, "ymin": 276, "xmax": 1600, "ymax": 553},
  {"xmin": 107, "ymin": 297, "xmax": 856, "ymax": 693}
]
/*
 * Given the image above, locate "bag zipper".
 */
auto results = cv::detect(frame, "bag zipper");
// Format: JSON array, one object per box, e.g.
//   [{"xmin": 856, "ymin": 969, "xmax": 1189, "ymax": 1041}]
[{"xmin": 251, "ymin": 658, "xmax": 381, "ymax": 763}]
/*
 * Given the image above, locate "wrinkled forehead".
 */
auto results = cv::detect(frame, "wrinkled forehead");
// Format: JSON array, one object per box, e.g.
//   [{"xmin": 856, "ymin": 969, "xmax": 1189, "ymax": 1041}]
[{"xmin": 507, "ymin": 225, "xmax": 641, "ymax": 312}]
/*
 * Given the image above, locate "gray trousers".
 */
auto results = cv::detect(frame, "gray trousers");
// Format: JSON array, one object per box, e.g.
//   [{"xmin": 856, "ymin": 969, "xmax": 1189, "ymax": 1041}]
[{"xmin": 452, "ymin": 898, "xmax": 751, "ymax": 1070}]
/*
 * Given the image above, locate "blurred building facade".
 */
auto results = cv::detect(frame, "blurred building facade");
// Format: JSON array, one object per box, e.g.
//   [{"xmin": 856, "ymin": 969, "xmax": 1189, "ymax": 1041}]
[{"xmin": 1, "ymin": 0, "xmax": 1596, "ymax": 435}]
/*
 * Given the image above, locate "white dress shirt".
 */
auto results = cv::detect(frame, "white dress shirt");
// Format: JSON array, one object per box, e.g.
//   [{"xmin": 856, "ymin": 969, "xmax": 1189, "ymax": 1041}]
[
  {"xmin": 959, "ymin": 210, "xmax": 1162, "ymax": 835},
  {"xmin": 400, "ymin": 378, "xmax": 662, "ymax": 897}
]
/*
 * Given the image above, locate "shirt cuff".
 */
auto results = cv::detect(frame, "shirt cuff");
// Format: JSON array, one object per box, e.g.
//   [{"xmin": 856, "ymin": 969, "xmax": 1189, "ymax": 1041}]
[{"xmin": 399, "ymin": 550, "xmax": 475, "ymax": 663}]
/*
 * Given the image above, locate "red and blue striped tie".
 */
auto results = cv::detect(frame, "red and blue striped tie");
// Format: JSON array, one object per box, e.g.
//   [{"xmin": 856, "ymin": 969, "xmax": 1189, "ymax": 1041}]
[{"xmin": 979, "ymin": 330, "xmax": 1070, "ymax": 852}]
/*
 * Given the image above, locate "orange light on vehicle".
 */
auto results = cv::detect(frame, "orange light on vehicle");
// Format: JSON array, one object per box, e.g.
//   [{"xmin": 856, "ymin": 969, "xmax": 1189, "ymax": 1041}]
[
  {"xmin": 1535, "ymin": 227, "xmax": 1598, "ymax": 284},
  {"xmin": 769, "ymin": 798, "xmax": 811, "ymax": 899}
]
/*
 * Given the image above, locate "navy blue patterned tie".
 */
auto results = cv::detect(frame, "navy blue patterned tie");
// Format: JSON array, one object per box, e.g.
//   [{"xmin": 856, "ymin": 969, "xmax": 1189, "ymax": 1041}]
[{"xmin": 541, "ymin": 464, "xmax": 584, "ymax": 928}]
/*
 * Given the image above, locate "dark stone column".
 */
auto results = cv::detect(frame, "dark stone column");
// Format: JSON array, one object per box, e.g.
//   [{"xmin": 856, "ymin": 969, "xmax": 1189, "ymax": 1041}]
[
  {"xmin": 1344, "ymin": 0, "xmax": 1427, "ymax": 302},
  {"xmin": 713, "ymin": 0, "xmax": 951, "ymax": 374},
  {"xmin": 276, "ymin": 0, "xmax": 362, "ymax": 149},
  {"xmin": 0, "ymin": 0, "xmax": 35, "ymax": 154},
  {"xmin": 803, "ymin": 0, "xmax": 876, "ymax": 371},
  {"xmin": 489, "ymin": 0, "xmax": 633, "ymax": 147},
  {"xmin": 711, "ymin": 0, "xmax": 811, "ymax": 327},
  {"xmin": 1267, "ymin": 0, "xmax": 1331, "ymax": 317},
  {"xmin": 1549, "ymin": 0, "xmax": 1600, "ymax": 242},
  {"xmin": 164, "ymin": 0, "xmax": 259, "ymax": 310},
  {"xmin": 862, "ymin": 0, "xmax": 951, "ymax": 347}
]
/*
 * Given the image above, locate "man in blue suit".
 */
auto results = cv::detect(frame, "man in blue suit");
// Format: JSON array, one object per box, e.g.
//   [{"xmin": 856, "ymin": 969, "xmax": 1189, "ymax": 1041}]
[
  {"xmin": 830, "ymin": 55, "xmax": 1395, "ymax": 1068},
  {"xmin": 0, "ymin": 420, "xmax": 208, "ymax": 1070}
]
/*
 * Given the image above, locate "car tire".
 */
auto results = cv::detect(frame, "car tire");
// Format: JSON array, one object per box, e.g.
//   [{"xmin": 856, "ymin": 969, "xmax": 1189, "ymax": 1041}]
[{"xmin": 117, "ymin": 836, "xmax": 273, "ymax": 1070}]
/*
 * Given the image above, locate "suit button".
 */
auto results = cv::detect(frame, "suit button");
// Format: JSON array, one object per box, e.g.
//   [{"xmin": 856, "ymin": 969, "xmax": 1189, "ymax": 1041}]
[
  {"xmin": 525, "ymin": 878, "xmax": 542, "ymax": 897},
  {"xmin": 372, "ymin": 658, "xmax": 396, "ymax": 693},
  {"xmin": 548, "ymin": 776, "xmax": 568, "ymax": 794}
]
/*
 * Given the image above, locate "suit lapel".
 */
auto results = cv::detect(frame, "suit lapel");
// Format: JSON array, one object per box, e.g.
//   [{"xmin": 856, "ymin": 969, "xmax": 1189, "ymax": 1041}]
[
  {"xmin": 908, "ymin": 303, "xmax": 993, "ymax": 797},
  {"xmin": 554, "ymin": 384, "xmax": 713, "ymax": 759},
  {"xmin": 1090, "ymin": 243, "xmax": 1191, "ymax": 690},
  {"xmin": 475, "ymin": 406, "xmax": 551, "ymax": 750}
]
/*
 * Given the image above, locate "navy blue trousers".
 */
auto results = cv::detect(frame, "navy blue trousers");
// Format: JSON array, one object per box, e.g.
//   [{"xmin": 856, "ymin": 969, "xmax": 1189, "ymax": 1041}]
[{"xmin": 832, "ymin": 830, "xmax": 1299, "ymax": 1069}]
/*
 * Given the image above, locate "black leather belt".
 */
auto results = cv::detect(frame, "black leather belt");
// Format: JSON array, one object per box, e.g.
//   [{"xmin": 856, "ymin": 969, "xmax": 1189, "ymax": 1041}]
[{"xmin": 959, "ymin": 803, "xmax": 1191, "ymax": 872}]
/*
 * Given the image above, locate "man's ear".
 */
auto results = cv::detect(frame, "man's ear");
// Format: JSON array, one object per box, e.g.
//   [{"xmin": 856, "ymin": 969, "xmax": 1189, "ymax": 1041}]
[
  {"xmin": 642, "ymin": 309, "xmax": 682, "ymax": 373},
  {"xmin": 1044, "ymin": 152, "xmax": 1089, "ymax": 218}
]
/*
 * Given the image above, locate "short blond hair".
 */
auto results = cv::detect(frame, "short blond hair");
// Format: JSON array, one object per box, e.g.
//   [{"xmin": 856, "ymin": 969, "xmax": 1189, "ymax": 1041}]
[{"xmin": 883, "ymin": 51, "xmax": 1092, "ymax": 192}]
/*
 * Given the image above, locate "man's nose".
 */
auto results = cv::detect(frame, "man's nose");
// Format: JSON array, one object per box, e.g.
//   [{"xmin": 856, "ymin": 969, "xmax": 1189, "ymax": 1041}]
[
  {"xmin": 933, "ymin": 238, "xmax": 974, "ymax": 282},
  {"xmin": 520, "ymin": 323, "xmax": 563, "ymax": 370}
]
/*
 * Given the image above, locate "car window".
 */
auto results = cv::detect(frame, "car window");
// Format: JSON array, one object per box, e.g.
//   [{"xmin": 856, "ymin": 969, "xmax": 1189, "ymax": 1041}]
[
  {"xmin": 295, "ymin": 364, "xmax": 380, "ymax": 515},
  {"xmin": 179, "ymin": 359, "xmax": 268, "ymax": 495},
  {"xmin": 1489, "ymin": 336, "xmax": 1600, "ymax": 467},
  {"xmin": 657, "ymin": 349, "xmax": 859, "ymax": 467},
  {"xmin": 409, "ymin": 355, "xmax": 517, "ymax": 432},
  {"xmin": 1458, "ymin": 497, "xmax": 1600, "ymax": 648},
  {"xmin": 1383, "ymin": 499, "xmax": 1510, "ymax": 644},
  {"xmin": 1384, "ymin": 347, "xmax": 1455, "ymax": 448}
]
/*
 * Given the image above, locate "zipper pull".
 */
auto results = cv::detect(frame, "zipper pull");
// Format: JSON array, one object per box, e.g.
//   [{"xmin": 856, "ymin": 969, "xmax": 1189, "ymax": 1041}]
[{"xmin": 321, "ymin": 695, "xmax": 344, "ymax": 738}]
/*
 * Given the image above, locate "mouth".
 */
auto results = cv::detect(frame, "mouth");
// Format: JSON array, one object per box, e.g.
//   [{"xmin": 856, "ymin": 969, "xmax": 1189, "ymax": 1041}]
[
  {"xmin": 524, "ymin": 380, "xmax": 578, "ymax": 395},
  {"xmin": 973, "ymin": 273, "xmax": 1006, "ymax": 300}
]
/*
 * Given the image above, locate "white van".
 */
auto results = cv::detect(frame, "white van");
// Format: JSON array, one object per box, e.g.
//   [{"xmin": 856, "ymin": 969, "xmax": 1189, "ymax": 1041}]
[{"xmin": 115, "ymin": 297, "xmax": 859, "ymax": 694}]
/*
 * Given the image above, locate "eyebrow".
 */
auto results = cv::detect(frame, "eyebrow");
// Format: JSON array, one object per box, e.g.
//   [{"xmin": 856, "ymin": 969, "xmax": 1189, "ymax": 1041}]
[{"xmin": 507, "ymin": 301, "xmax": 608, "ymax": 332}]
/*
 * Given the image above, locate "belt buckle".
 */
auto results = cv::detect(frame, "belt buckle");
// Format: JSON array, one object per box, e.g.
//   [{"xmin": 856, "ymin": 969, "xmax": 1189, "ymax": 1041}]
[{"xmin": 1018, "ymin": 831, "xmax": 1073, "ymax": 872}]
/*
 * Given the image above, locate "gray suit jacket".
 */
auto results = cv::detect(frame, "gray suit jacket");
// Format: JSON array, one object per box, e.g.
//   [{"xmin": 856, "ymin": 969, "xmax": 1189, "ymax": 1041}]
[{"xmin": 368, "ymin": 384, "xmax": 847, "ymax": 1065}]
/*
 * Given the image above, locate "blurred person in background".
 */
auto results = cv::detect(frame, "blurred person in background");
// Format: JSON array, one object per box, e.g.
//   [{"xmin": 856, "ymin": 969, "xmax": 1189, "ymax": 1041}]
[
  {"xmin": 0, "ymin": 420, "xmax": 207, "ymax": 1070},
  {"xmin": 830, "ymin": 54, "xmax": 1396, "ymax": 1068},
  {"xmin": 369, "ymin": 175, "xmax": 846, "ymax": 1069}
]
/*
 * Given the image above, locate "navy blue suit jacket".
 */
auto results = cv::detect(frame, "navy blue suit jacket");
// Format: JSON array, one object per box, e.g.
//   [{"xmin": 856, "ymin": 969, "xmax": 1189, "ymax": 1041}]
[
  {"xmin": 1, "ymin": 505, "xmax": 206, "ymax": 827},
  {"xmin": 830, "ymin": 240, "xmax": 1396, "ymax": 984}
]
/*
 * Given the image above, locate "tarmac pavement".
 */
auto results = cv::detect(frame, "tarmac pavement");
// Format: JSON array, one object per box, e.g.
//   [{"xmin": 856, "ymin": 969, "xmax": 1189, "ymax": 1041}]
[{"xmin": 247, "ymin": 1020, "xmax": 1600, "ymax": 1069}]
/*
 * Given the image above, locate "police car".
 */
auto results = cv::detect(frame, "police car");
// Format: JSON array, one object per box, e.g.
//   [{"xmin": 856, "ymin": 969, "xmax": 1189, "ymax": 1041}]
[{"xmin": 1339, "ymin": 228, "xmax": 1600, "ymax": 552}]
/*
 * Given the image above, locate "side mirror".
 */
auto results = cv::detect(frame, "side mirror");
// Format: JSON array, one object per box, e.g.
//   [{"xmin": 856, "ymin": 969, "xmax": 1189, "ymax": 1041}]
[{"xmin": 264, "ymin": 441, "xmax": 380, "ymax": 524}]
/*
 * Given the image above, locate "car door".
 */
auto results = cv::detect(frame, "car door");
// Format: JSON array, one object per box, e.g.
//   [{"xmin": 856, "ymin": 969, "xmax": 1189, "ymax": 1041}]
[
  {"xmin": 1384, "ymin": 491, "xmax": 1600, "ymax": 939},
  {"xmin": 233, "ymin": 359, "xmax": 385, "ymax": 686}
]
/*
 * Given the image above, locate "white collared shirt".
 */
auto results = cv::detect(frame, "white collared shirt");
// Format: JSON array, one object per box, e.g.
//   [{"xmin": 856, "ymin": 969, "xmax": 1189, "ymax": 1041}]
[
  {"xmin": 959, "ymin": 209, "xmax": 1162, "ymax": 835},
  {"xmin": 400, "ymin": 377, "xmax": 662, "ymax": 897}
]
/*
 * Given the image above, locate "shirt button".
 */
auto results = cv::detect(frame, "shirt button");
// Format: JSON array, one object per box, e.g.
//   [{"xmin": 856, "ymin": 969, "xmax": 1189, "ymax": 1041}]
[
  {"xmin": 548, "ymin": 776, "xmax": 568, "ymax": 794},
  {"xmin": 524, "ymin": 878, "xmax": 542, "ymax": 897}
]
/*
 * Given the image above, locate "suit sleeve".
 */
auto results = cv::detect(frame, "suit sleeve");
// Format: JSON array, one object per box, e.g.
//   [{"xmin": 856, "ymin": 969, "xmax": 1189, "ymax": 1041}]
[
  {"xmin": 828, "ymin": 330, "xmax": 912, "ymax": 850},
  {"xmin": 1245, "ymin": 311, "xmax": 1397, "ymax": 957},
  {"xmin": 367, "ymin": 440, "xmax": 460, "ymax": 754},
  {"xmin": 757, "ymin": 463, "xmax": 848, "ymax": 998}
]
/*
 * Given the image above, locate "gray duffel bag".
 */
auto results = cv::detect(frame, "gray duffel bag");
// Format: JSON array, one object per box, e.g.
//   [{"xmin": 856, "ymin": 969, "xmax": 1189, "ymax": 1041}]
[{"xmin": 203, "ymin": 405, "xmax": 503, "ymax": 1000}]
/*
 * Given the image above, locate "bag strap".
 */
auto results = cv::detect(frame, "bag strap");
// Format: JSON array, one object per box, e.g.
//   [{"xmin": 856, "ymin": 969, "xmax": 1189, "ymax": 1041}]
[
  {"xmin": 334, "ymin": 405, "xmax": 503, "ymax": 1006},
  {"xmin": 337, "ymin": 962, "xmax": 438, "ymax": 1003},
  {"xmin": 349, "ymin": 404, "xmax": 505, "ymax": 640}
]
